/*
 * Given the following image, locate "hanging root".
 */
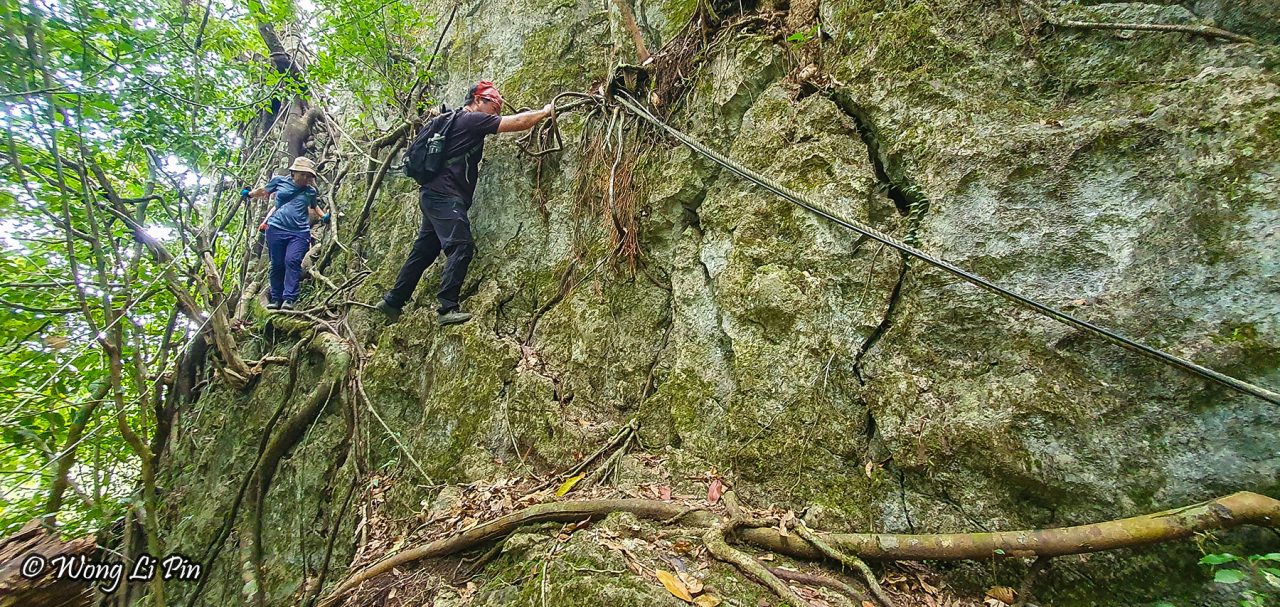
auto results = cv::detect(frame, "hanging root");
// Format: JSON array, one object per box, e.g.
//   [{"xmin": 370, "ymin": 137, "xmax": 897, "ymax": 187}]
[
  {"xmin": 316, "ymin": 491, "xmax": 1280, "ymax": 607},
  {"xmin": 571, "ymin": 108, "xmax": 648, "ymax": 271}
]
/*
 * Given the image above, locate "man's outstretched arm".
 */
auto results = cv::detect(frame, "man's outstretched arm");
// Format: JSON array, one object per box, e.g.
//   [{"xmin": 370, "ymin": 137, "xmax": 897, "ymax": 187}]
[{"xmin": 497, "ymin": 104, "xmax": 553, "ymax": 133}]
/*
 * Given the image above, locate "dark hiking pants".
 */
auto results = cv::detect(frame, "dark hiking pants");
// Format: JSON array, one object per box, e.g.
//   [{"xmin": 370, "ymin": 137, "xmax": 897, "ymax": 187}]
[
  {"xmin": 384, "ymin": 189, "xmax": 475, "ymax": 314},
  {"xmin": 266, "ymin": 227, "xmax": 309, "ymax": 303}
]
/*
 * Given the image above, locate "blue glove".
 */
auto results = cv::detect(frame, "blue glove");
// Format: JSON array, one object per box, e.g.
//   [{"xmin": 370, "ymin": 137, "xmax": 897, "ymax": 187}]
[
  {"xmin": 240, "ymin": 187, "xmax": 251, "ymax": 199},
  {"xmin": 321, "ymin": 212, "xmax": 331, "ymax": 225}
]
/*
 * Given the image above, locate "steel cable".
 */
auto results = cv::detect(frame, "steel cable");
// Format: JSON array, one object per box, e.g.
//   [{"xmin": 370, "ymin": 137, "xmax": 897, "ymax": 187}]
[{"xmin": 614, "ymin": 92, "xmax": 1279, "ymax": 406}]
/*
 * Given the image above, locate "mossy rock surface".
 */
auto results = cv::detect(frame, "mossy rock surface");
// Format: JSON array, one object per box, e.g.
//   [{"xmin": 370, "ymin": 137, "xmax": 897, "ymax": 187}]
[{"xmin": 156, "ymin": 0, "xmax": 1279, "ymax": 604}]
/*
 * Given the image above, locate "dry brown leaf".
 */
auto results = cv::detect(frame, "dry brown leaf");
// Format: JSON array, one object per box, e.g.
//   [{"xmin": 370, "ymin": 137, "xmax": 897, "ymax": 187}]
[
  {"xmin": 678, "ymin": 571, "xmax": 703, "ymax": 594},
  {"xmin": 659, "ymin": 486, "xmax": 672, "ymax": 500},
  {"xmin": 778, "ymin": 511, "xmax": 795, "ymax": 536},
  {"xmin": 707, "ymin": 478, "xmax": 724, "ymax": 504},
  {"xmin": 862, "ymin": 602, "xmax": 877, "ymax": 607},
  {"xmin": 985, "ymin": 585, "xmax": 1016, "ymax": 605},
  {"xmin": 693, "ymin": 595, "xmax": 722, "ymax": 607},
  {"xmin": 459, "ymin": 581, "xmax": 477, "ymax": 603},
  {"xmin": 657, "ymin": 570, "xmax": 694, "ymax": 602}
]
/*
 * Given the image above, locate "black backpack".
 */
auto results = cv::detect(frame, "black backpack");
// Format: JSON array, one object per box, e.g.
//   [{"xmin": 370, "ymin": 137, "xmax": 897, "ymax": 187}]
[{"xmin": 404, "ymin": 109, "xmax": 460, "ymax": 186}]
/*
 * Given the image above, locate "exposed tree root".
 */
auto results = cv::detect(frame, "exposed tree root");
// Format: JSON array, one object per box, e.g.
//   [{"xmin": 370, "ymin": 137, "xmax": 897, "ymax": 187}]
[
  {"xmin": 201, "ymin": 252, "xmax": 255, "ymax": 389},
  {"xmin": 1019, "ymin": 0, "xmax": 1255, "ymax": 44},
  {"xmin": 705, "ymin": 517, "xmax": 809, "ymax": 607},
  {"xmin": 563, "ymin": 419, "xmax": 638, "ymax": 482},
  {"xmin": 580, "ymin": 422, "xmax": 637, "ymax": 489},
  {"xmin": 189, "ymin": 322, "xmax": 353, "ymax": 607},
  {"xmin": 768, "ymin": 566, "xmax": 872, "ymax": 606},
  {"xmin": 794, "ymin": 522, "xmax": 894, "ymax": 607},
  {"xmin": 318, "ymin": 500, "xmax": 705, "ymax": 607},
  {"xmin": 247, "ymin": 331, "xmax": 352, "ymax": 605},
  {"xmin": 610, "ymin": 0, "xmax": 650, "ymax": 62},
  {"xmin": 812, "ymin": 491, "xmax": 1280, "ymax": 560},
  {"xmin": 318, "ymin": 491, "xmax": 1280, "ymax": 607}
]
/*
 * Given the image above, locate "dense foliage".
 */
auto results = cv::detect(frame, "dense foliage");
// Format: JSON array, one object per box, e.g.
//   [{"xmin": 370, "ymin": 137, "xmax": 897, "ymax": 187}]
[{"xmin": 0, "ymin": 0, "xmax": 429, "ymax": 538}]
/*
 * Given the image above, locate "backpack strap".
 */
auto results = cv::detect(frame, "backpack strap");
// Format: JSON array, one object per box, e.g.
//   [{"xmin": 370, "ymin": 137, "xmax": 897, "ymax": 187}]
[{"xmin": 443, "ymin": 142, "xmax": 483, "ymax": 166}]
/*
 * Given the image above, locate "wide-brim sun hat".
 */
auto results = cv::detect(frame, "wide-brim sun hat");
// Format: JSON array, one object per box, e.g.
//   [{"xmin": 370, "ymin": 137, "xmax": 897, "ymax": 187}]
[{"xmin": 289, "ymin": 156, "xmax": 318, "ymax": 175}]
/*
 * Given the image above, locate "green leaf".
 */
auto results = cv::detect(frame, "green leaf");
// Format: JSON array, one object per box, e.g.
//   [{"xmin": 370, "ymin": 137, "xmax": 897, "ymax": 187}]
[
  {"xmin": 555, "ymin": 474, "xmax": 585, "ymax": 497},
  {"xmin": 1199, "ymin": 553, "xmax": 1239, "ymax": 565},
  {"xmin": 1253, "ymin": 553, "xmax": 1280, "ymax": 562},
  {"xmin": 1261, "ymin": 568, "xmax": 1280, "ymax": 588},
  {"xmin": 1213, "ymin": 569, "xmax": 1246, "ymax": 585},
  {"xmin": 1152, "ymin": 602, "xmax": 1175, "ymax": 607}
]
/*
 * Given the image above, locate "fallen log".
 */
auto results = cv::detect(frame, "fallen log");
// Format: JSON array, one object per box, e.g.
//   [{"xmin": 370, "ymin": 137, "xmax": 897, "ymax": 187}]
[{"xmin": 0, "ymin": 520, "xmax": 96, "ymax": 607}]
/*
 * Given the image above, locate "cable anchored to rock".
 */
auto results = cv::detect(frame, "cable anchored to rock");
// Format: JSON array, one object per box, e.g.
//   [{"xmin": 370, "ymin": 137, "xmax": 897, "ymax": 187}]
[{"xmin": 612, "ymin": 91, "xmax": 1279, "ymax": 406}]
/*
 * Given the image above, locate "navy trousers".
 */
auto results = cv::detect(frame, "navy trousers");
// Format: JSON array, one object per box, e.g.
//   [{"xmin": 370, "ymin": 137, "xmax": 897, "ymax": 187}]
[
  {"xmin": 384, "ymin": 189, "xmax": 475, "ymax": 313},
  {"xmin": 265, "ymin": 227, "xmax": 310, "ymax": 303}
]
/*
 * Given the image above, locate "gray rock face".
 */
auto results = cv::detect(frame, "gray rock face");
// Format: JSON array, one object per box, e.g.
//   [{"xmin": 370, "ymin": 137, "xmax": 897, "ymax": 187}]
[{"xmin": 159, "ymin": 0, "xmax": 1279, "ymax": 604}]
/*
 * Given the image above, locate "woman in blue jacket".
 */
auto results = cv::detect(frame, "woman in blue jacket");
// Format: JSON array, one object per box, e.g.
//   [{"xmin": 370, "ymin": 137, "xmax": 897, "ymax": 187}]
[{"xmin": 250, "ymin": 156, "xmax": 325, "ymax": 310}]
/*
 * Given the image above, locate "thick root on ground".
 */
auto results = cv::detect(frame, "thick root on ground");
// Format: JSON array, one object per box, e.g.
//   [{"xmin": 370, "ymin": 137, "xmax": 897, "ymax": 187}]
[
  {"xmin": 794, "ymin": 522, "xmax": 894, "ymax": 607},
  {"xmin": 704, "ymin": 519, "xmax": 808, "ymax": 607},
  {"xmin": 318, "ymin": 491, "xmax": 1280, "ymax": 607}
]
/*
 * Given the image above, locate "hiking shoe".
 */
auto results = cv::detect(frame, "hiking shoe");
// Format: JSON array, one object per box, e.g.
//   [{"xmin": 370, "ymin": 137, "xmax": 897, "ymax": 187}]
[
  {"xmin": 282, "ymin": 300, "xmax": 295, "ymax": 311},
  {"xmin": 438, "ymin": 310, "xmax": 472, "ymax": 326},
  {"xmin": 267, "ymin": 300, "xmax": 282, "ymax": 310},
  {"xmin": 376, "ymin": 299, "xmax": 402, "ymax": 323}
]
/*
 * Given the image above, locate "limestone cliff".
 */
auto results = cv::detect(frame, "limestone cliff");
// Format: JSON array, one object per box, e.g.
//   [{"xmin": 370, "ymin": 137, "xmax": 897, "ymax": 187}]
[{"xmin": 157, "ymin": 1, "xmax": 1280, "ymax": 605}]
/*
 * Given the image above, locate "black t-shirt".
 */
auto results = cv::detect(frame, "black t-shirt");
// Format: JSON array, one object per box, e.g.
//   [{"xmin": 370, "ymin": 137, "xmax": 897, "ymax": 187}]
[{"xmin": 425, "ymin": 109, "xmax": 501, "ymax": 205}]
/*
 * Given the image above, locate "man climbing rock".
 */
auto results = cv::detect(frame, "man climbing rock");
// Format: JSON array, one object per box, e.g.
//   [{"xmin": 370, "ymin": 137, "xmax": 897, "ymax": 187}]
[{"xmin": 377, "ymin": 81, "xmax": 554, "ymax": 326}]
